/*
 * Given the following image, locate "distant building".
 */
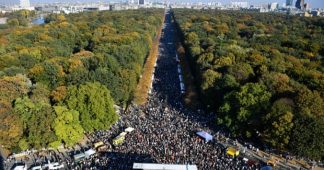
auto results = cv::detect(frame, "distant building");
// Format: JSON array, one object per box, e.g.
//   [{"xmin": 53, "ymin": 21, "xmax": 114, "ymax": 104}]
[
  {"xmin": 269, "ymin": 2, "xmax": 279, "ymax": 10},
  {"xmin": 311, "ymin": 10, "xmax": 320, "ymax": 16},
  {"xmin": 286, "ymin": 0, "xmax": 294, "ymax": 6},
  {"xmin": 295, "ymin": 0, "xmax": 304, "ymax": 10},
  {"xmin": 300, "ymin": 11, "xmax": 312, "ymax": 17},
  {"xmin": 19, "ymin": 0, "xmax": 30, "ymax": 8},
  {"xmin": 230, "ymin": 2, "xmax": 248, "ymax": 8},
  {"xmin": 304, "ymin": 3, "xmax": 310, "ymax": 10},
  {"xmin": 139, "ymin": 0, "xmax": 145, "ymax": 5}
]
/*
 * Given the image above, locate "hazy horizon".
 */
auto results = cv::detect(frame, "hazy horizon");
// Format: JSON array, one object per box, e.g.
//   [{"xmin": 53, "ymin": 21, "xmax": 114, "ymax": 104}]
[
  {"xmin": 29, "ymin": 0, "xmax": 324, "ymax": 8},
  {"xmin": 0, "ymin": 0, "xmax": 323, "ymax": 8}
]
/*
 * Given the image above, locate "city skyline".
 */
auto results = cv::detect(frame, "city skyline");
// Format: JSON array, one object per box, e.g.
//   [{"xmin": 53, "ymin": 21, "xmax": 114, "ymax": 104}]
[
  {"xmin": 0, "ymin": 0, "xmax": 322, "ymax": 8},
  {"xmin": 0, "ymin": 0, "xmax": 323, "ymax": 8}
]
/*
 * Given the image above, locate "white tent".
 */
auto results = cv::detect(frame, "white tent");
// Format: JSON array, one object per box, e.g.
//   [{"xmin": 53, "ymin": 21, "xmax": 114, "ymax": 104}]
[
  {"xmin": 125, "ymin": 127, "xmax": 135, "ymax": 133},
  {"xmin": 196, "ymin": 131, "xmax": 213, "ymax": 142},
  {"xmin": 85, "ymin": 149, "xmax": 96, "ymax": 157}
]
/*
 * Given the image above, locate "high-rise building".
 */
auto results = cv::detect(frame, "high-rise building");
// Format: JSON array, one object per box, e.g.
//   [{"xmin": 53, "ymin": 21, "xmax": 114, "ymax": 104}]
[
  {"xmin": 269, "ymin": 2, "xmax": 279, "ymax": 10},
  {"xmin": 20, "ymin": 0, "xmax": 30, "ymax": 7},
  {"xmin": 139, "ymin": 0, "xmax": 145, "ymax": 5},
  {"xmin": 295, "ymin": 0, "xmax": 304, "ymax": 10},
  {"xmin": 286, "ymin": 0, "xmax": 293, "ymax": 6}
]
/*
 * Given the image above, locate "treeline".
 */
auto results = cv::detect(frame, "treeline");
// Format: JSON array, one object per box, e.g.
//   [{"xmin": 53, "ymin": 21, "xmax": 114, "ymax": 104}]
[
  {"xmin": 0, "ymin": 9, "xmax": 164, "ymax": 152},
  {"xmin": 0, "ymin": 10, "xmax": 37, "ymax": 28},
  {"xmin": 173, "ymin": 9, "xmax": 324, "ymax": 160}
]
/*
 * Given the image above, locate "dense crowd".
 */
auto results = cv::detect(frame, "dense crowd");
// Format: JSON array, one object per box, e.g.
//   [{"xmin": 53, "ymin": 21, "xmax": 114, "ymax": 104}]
[
  {"xmin": 75, "ymin": 12, "xmax": 263, "ymax": 170},
  {"xmin": 3, "ymin": 11, "xmax": 264, "ymax": 170}
]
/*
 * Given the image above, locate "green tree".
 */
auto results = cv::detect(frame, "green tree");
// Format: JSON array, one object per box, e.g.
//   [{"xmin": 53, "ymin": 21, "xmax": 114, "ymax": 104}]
[
  {"xmin": 14, "ymin": 97, "xmax": 57, "ymax": 149},
  {"xmin": 264, "ymin": 98, "xmax": 294, "ymax": 149},
  {"xmin": 65, "ymin": 82, "xmax": 119, "ymax": 132},
  {"xmin": 7, "ymin": 18, "xmax": 19, "ymax": 27},
  {"xmin": 53, "ymin": 106, "xmax": 84, "ymax": 147},
  {"xmin": 290, "ymin": 115, "xmax": 324, "ymax": 160},
  {"xmin": 218, "ymin": 83, "xmax": 272, "ymax": 137}
]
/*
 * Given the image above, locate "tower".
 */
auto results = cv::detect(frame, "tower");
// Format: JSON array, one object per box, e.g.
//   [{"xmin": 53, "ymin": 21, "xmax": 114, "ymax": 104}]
[
  {"xmin": 295, "ymin": 0, "xmax": 304, "ymax": 10},
  {"xmin": 286, "ymin": 0, "xmax": 293, "ymax": 6},
  {"xmin": 139, "ymin": 0, "xmax": 145, "ymax": 5}
]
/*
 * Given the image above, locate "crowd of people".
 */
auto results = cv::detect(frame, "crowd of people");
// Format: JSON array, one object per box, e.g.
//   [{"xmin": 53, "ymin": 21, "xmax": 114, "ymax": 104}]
[
  {"xmin": 4, "ymin": 11, "xmax": 264, "ymax": 170},
  {"xmin": 74, "ymin": 11, "xmax": 263, "ymax": 170}
]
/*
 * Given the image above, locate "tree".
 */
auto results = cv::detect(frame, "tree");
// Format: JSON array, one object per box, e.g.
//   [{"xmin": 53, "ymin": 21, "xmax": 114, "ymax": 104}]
[
  {"xmin": 53, "ymin": 106, "xmax": 84, "ymax": 147},
  {"xmin": 234, "ymin": 83, "xmax": 271, "ymax": 122},
  {"xmin": 14, "ymin": 97, "xmax": 57, "ymax": 149},
  {"xmin": 50, "ymin": 86, "xmax": 67, "ymax": 103},
  {"xmin": 263, "ymin": 98, "xmax": 294, "ymax": 149},
  {"xmin": 65, "ymin": 82, "xmax": 119, "ymax": 132},
  {"xmin": 30, "ymin": 83, "xmax": 51, "ymax": 103},
  {"xmin": 228, "ymin": 63, "xmax": 254, "ymax": 83},
  {"xmin": 290, "ymin": 115, "xmax": 324, "ymax": 160},
  {"xmin": 201, "ymin": 69, "xmax": 221, "ymax": 91},
  {"xmin": 295, "ymin": 88, "xmax": 324, "ymax": 117},
  {"xmin": 262, "ymin": 72, "xmax": 293, "ymax": 95},
  {"xmin": 7, "ymin": 18, "xmax": 19, "ymax": 27},
  {"xmin": 0, "ymin": 100, "xmax": 23, "ymax": 150},
  {"xmin": 0, "ymin": 74, "xmax": 31, "ymax": 102},
  {"xmin": 218, "ymin": 83, "xmax": 272, "ymax": 137}
]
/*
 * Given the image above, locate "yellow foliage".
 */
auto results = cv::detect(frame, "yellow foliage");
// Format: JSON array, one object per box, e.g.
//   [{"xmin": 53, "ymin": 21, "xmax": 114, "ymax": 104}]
[
  {"xmin": 29, "ymin": 64, "xmax": 44, "ymax": 76},
  {"xmin": 134, "ymin": 15, "xmax": 165, "ymax": 105},
  {"xmin": 51, "ymin": 86, "xmax": 67, "ymax": 103},
  {"xmin": 72, "ymin": 50, "xmax": 94, "ymax": 58},
  {"xmin": 68, "ymin": 58, "xmax": 83, "ymax": 72}
]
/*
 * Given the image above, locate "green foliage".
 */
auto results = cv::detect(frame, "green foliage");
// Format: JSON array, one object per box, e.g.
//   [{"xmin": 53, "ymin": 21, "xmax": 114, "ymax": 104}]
[
  {"xmin": 264, "ymin": 98, "xmax": 294, "ymax": 149},
  {"xmin": 6, "ymin": 10, "xmax": 36, "ymax": 27},
  {"xmin": 0, "ymin": 9, "xmax": 164, "ymax": 151},
  {"xmin": 14, "ymin": 97, "xmax": 57, "ymax": 149},
  {"xmin": 65, "ymin": 82, "xmax": 119, "ymax": 132},
  {"xmin": 53, "ymin": 106, "xmax": 84, "ymax": 147},
  {"xmin": 290, "ymin": 115, "xmax": 324, "ymax": 160},
  {"xmin": 174, "ymin": 9, "xmax": 324, "ymax": 159}
]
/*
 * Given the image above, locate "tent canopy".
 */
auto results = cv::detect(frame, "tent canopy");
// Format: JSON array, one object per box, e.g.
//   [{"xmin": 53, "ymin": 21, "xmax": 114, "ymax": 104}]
[
  {"xmin": 73, "ymin": 153, "xmax": 86, "ymax": 161},
  {"xmin": 94, "ymin": 141, "xmax": 104, "ymax": 148},
  {"xmin": 125, "ymin": 127, "xmax": 135, "ymax": 133},
  {"xmin": 196, "ymin": 131, "xmax": 213, "ymax": 142},
  {"xmin": 85, "ymin": 149, "xmax": 96, "ymax": 157}
]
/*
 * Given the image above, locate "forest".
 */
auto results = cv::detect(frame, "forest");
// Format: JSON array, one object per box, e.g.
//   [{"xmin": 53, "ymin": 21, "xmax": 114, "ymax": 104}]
[
  {"xmin": 173, "ymin": 9, "xmax": 324, "ymax": 160},
  {"xmin": 0, "ymin": 9, "xmax": 164, "ymax": 152}
]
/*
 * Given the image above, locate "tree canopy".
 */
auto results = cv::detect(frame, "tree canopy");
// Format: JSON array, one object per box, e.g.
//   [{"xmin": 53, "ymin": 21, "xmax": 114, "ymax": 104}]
[
  {"xmin": 0, "ymin": 9, "xmax": 164, "ymax": 151},
  {"xmin": 174, "ymin": 9, "xmax": 324, "ymax": 160}
]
